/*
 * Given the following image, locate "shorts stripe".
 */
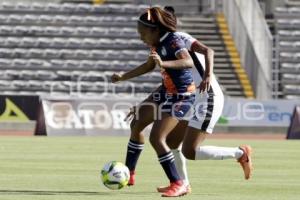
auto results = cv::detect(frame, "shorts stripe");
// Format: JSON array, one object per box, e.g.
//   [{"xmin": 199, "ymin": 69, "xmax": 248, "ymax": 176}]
[{"xmin": 201, "ymin": 93, "xmax": 214, "ymax": 131}]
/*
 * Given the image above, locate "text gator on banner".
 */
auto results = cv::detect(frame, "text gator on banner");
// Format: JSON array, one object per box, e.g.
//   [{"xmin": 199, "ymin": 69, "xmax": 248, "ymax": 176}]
[
  {"xmin": 0, "ymin": 95, "xmax": 39, "ymax": 122},
  {"xmin": 42, "ymin": 98, "xmax": 141, "ymax": 136}
]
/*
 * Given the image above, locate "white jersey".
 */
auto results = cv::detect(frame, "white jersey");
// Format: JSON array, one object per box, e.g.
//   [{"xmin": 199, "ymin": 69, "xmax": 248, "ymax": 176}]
[
  {"xmin": 175, "ymin": 32, "xmax": 223, "ymax": 97},
  {"xmin": 175, "ymin": 32, "xmax": 224, "ymax": 134}
]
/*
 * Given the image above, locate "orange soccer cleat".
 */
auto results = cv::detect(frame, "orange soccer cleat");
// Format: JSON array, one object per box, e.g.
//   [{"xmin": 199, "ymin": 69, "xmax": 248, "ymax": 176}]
[
  {"xmin": 238, "ymin": 145, "xmax": 253, "ymax": 180},
  {"xmin": 161, "ymin": 181, "xmax": 188, "ymax": 197},
  {"xmin": 128, "ymin": 171, "xmax": 135, "ymax": 186},
  {"xmin": 157, "ymin": 184, "xmax": 192, "ymax": 194}
]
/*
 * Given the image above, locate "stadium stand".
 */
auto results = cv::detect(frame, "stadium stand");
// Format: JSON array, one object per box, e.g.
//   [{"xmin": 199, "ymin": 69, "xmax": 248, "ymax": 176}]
[
  {"xmin": 274, "ymin": 0, "xmax": 300, "ymax": 99},
  {"xmin": 0, "ymin": 1, "xmax": 250, "ymax": 98}
]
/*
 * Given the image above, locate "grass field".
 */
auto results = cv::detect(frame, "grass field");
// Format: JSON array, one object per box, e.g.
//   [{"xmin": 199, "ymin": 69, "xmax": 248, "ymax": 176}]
[{"xmin": 0, "ymin": 136, "xmax": 300, "ymax": 200}]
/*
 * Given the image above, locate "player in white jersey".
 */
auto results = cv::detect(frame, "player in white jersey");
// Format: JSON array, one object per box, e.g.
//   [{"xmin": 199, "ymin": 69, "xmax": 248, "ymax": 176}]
[{"xmin": 156, "ymin": 30, "xmax": 253, "ymax": 193}]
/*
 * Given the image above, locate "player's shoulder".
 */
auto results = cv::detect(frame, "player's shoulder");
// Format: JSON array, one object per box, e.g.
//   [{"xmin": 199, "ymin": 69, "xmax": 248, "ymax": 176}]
[{"xmin": 174, "ymin": 32, "xmax": 193, "ymax": 40}]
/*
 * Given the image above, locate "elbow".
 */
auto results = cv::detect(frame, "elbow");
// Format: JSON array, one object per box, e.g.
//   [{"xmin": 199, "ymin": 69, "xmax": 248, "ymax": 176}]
[
  {"xmin": 186, "ymin": 57, "xmax": 194, "ymax": 68},
  {"xmin": 207, "ymin": 47, "xmax": 214, "ymax": 56}
]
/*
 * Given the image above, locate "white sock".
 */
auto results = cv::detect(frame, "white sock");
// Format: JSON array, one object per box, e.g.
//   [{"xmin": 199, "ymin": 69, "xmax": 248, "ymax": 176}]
[
  {"xmin": 195, "ymin": 146, "xmax": 244, "ymax": 160},
  {"xmin": 171, "ymin": 148, "xmax": 189, "ymax": 186}
]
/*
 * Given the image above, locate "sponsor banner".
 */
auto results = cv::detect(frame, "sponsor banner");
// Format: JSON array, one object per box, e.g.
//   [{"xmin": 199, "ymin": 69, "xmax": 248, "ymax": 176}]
[
  {"xmin": 42, "ymin": 97, "xmax": 299, "ymax": 136},
  {"xmin": 0, "ymin": 95, "xmax": 39, "ymax": 122},
  {"xmin": 220, "ymin": 98, "xmax": 299, "ymax": 127},
  {"xmin": 42, "ymin": 98, "xmax": 141, "ymax": 136}
]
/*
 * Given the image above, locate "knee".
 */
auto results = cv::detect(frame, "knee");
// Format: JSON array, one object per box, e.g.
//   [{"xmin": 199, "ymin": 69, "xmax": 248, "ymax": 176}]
[
  {"xmin": 149, "ymin": 135, "xmax": 165, "ymax": 150},
  {"xmin": 130, "ymin": 119, "xmax": 145, "ymax": 133},
  {"xmin": 182, "ymin": 144, "xmax": 195, "ymax": 160},
  {"xmin": 166, "ymin": 137, "xmax": 180, "ymax": 149}
]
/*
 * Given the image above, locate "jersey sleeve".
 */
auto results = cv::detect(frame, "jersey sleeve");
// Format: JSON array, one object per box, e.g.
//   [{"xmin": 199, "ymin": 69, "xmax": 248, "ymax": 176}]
[
  {"xmin": 168, "ymin": 37, "xmax": 188, "ymax": 58},
  {"xmin": 177, "ymin": 32, "xmax": 197, "ymax": 51}
]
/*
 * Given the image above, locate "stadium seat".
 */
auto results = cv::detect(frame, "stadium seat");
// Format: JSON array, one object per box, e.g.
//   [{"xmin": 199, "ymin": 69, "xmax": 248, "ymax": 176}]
[
  {"xmin": 37, "ymin": 38, "xmax": 52, "ymax": 47},
  {"xmin": 69, "ymin": 15, "xmax": 85, "ymax": 24},
  {"xmin": 64, "ymin": 60, "xmax": 79, "ymax": 69},
  {"xmin": 31, "ymin": 2, "xmax": 45, "ymax": 11},
  {"xmin": 95, "ymin": 60, "xmax": 111, "ymax": 70},
  {"xmin": 30, "ymin": 26, "xmax": 45, "ymax": 35},
  {"xmin": 93, "ymin": 4, "xmax": 110, "ymax": 13},
  {"xmin": 5, "ymin": 69, "xmax": 20, "ymax": 79},
  {"xmin": 11, "ymin": 80, "xmax": 29, "ymax": 89},
  {"xmin": 37, "ymin": 70, "xmax": 58, "ymax": 80},
  {"xmin": 57, "ymin": 70, "xmax": 73, "ymax": 80},
  {"xmin": 1, "ymin": 2, "xmax": 16, "ymax": 10},
  {"xmin": 75, "ymin": 27, "xmax": 90, "ymax": 36},
  {"xmin": 22, "ymin": 37, "xmax": 37, "ymax": 47},
  {"xmin": 24, "ymin": 15, "xmax": 38, "ymax": 24},
  {"xmin": 283, "ymin": 85, "xmax": 300, "ymax": 95},
  {"xmin": 54, "ymin": 15, "xmax": 69, "ymax": 24},
  {"xmin": 39, "ymin": 15, "xmax": 54, "ymax": 23},
  {"xmin": 12, "ymin": 59, "xmax": 28, "ymax": 68},
  {"xmin": 0, "ymin": 26, "xmax": 13, "ymax": 35},
  {"xmin": 45, "ymin": 26, "xmax": 60, "ymax": 35},
  {"xmin": 16, "ymin": 2, "xmax": 31, "ymax": 10},
  {"xmin": 61, "ymin": 3, "xmax": 77, "ymax": 12},
  {"xmin": 84, "ymin": 16, "xmax": 99, "ymax": 24},
  {"xmin": 90, "ymin": 27, "xmax": 107, "ymax": 37},
  {"xmin": 8, "ymin": 14, "xmax": 24, "ymax": 23},
  {"xmin": 79, "ymin": 60, "xmax": 96, "ymax": 69},
  {"xmin": 0, "ymin": 48, "xmax": 14, "ymax": 58},
  {"xmin": 28, "ymin": 59, "xmax": 51, "ymax": 69},
  {"xmin": 281, "ymin": 63, "xmax": 300, "ymax": 73},
  {"xmin": 0, "ymin": 58, "xmax": 12, "ymax": 68},
  {"xmin": 44, "ymin": 49, "xmax": 60, "ymax": 58},
  {"xmin": 91, "ymin": 50, "xmax": 106, "ymax": 59},
  {"xmin": 20, "ymin": 70, "xmax": 37, "ymax": 80},
  {"xmin": 45, "ymin": 3, "xmax": 61, "ymax": 12}
]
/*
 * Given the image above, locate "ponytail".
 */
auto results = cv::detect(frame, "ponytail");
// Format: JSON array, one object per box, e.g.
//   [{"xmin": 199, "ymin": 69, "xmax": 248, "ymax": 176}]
[{"xmin": 138, "ymin": 7, "xmax": 177, "ymax": 32}]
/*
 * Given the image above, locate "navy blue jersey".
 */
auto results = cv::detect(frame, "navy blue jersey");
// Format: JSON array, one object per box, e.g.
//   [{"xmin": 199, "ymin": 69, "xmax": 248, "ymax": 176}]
[{"xmin": 156, "ymin": 32, "xmax": 196, "ymax": 94}]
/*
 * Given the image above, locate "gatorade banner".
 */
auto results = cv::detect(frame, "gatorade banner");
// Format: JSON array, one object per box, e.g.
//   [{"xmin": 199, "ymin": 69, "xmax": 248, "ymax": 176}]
[{"xmin": 0, "ymin": 95, "xmax": 39, "ymax": 122}]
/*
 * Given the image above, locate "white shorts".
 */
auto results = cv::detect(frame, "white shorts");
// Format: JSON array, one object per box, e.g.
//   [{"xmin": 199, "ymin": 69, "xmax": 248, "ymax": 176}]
[{"xmin": 188, "ymin": 92, "xmax": 224, "ymax": 134}]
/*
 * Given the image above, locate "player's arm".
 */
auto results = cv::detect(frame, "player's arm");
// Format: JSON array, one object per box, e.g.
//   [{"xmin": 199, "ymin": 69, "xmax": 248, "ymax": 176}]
[
  {"xmin": 191, "ymin": 40, "xmax": 214, "ymax": 78},
  {"xmin": 191, "ymin": 40, "xmax": 214, "ymax": 92},
  {"xmin": 150, "ymin": 49, "xmax": 194, "ymax": 69},
  {"xmin": 111, "ymin": 56, "xmax": 155, "ymax": 83}
]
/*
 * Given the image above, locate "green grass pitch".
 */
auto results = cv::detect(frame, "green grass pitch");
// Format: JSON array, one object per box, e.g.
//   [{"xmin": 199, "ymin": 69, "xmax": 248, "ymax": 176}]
[{"xmin": 0, "ymin": 136, "xmax": 300, "ymax": 200}]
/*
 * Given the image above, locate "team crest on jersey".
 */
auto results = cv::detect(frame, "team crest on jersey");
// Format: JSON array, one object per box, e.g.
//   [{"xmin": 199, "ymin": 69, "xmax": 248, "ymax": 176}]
[
  {"xmin": 170, "ymin": 39, "xmax": 179, "ymax": 49},
  {"xmin": 161, "ymin": 47, "xmax": 167, "ymax": 56}
]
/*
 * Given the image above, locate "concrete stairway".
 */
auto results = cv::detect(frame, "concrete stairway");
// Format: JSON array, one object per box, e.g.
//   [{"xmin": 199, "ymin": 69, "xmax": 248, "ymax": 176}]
[{"xmin": 179, "ymin": 15, "xmax": 247, "ymax": 98}]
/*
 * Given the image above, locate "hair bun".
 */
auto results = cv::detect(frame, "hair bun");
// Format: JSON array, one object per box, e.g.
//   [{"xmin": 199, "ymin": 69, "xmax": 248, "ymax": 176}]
[{"xmin": 164, "ymin": 6, "xmax": 175, "ymax": 14}]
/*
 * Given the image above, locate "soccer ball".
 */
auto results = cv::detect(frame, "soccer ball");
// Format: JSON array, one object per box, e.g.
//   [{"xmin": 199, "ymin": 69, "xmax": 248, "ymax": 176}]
[{"xmin": 101, "ymin": 161, "xmax": 130, "ymax": 190}]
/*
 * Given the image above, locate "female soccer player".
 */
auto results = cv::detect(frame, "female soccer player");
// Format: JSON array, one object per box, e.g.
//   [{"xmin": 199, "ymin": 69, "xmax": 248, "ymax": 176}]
[{"xmin": 112, "ymin": 7, "xmax": 196, "ymax": 197}]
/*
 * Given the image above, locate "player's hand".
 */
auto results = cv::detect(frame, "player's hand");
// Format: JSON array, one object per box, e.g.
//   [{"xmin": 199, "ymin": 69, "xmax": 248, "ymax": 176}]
[
  {"xmin": 198, "ymin": 75, "xmax": 211, "ymax": 93},
  {"xmin": 111, "ymin": 73, "xmax": 123, "ymax": 83},
  {"xmin": 124, "ymin": 106, "xmax": 136, "ymax": 122},
  {"xmin": 149, "ymin": 50, "xmax": 163, "ymax": 68}
]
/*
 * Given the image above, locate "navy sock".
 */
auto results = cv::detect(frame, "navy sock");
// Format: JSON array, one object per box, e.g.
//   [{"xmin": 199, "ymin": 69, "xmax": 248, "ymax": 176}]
[
  {"xmin": 125, "ymin": 139, "xmax": 144, "ymax": 171},
  {"xmin": 158, "ymin": 151, "xmax": 181, "ymax": 183}
]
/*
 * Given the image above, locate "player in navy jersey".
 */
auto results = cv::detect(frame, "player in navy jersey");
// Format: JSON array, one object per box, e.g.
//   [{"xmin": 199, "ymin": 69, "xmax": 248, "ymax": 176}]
[{"xmin": 112, "ymin": 7, "xmax": 195, "ymax": 197}]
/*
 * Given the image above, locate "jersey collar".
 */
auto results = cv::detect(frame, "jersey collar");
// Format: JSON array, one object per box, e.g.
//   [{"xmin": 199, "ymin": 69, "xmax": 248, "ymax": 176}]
[{"xmin": 159, "ymin": 32, "xmax": 170, "ymax": 42}]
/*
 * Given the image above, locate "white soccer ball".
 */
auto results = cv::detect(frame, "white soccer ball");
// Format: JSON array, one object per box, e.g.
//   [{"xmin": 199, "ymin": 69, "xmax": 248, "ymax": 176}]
[{"xmin": 101, "ymin": 161, "xmax": 130, "ymax": 190}]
